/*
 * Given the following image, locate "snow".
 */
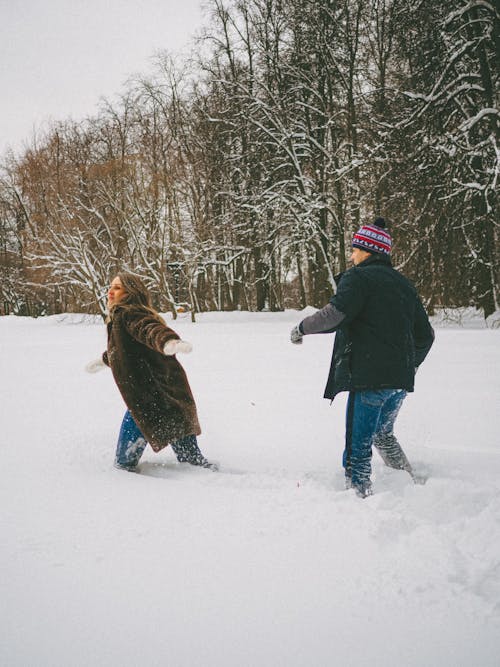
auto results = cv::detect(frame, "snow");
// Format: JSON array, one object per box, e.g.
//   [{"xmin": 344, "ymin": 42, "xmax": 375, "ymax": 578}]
[{"xmin": 1, "ymin": 310, "xmax": 499, "ymax": 667}]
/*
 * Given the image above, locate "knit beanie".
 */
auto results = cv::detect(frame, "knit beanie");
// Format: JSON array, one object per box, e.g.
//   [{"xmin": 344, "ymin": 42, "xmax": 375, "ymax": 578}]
[{"xmin": 352, "ymin": 217, "xmax": 392, "ymax": 255}]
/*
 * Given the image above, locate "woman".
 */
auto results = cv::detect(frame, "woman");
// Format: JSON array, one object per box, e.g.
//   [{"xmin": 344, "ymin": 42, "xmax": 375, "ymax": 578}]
[{"xmin": 86, "ymin": 272, "xmax": 217, "ymax": 472}]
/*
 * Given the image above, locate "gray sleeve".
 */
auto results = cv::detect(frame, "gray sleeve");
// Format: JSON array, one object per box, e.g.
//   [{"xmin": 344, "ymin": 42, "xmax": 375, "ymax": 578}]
[{"xmin": 300, "ymin": 303, "xmax": 346, "ymax": 335}]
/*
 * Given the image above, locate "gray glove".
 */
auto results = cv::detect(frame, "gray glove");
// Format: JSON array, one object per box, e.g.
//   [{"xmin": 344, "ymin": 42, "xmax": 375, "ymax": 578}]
[{"xmin": 290, "ymin": 324, "xmax": 303, "ymax": 345}]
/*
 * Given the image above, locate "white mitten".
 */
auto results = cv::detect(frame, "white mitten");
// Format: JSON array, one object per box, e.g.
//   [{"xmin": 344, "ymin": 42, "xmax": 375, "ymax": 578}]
[
  {"xmin": 85, "ymin": 358, "xmax": 106, "ymax": 373},
  {"xmin": 163, "ymin": 339, "xmax": 193, "ymax": 356},
  {"xmin": 290, "ymin": 324, "xmax": 303, "ymax": 344}
]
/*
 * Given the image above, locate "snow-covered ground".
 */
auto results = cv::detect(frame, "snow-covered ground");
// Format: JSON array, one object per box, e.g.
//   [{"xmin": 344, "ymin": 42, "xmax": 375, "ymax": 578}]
[{"xmin": 1, "ymin": 310, "xmax": 499, "ymax": 667}]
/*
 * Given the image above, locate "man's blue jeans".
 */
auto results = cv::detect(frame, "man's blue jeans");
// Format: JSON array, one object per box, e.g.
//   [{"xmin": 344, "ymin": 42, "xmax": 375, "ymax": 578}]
[
  {"xmin": 115, "ymin": 410, "xmax": 204, "ymax": 469},
  {"xmin": 344, "ymin": 389, "xmax": 410, "ymax": 493}
]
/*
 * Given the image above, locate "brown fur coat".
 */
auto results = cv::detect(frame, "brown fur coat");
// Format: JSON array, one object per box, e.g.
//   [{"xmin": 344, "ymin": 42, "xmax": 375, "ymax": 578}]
[{"xmin": 103, "ymin": 305, "xmax": 201, "ymax": 451}]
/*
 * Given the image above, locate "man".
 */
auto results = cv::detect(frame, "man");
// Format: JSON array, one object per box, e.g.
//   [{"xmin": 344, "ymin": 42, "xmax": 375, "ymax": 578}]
[{"xmin": 290, "ymin": 217, "xmax": 434, "ymax": 497}]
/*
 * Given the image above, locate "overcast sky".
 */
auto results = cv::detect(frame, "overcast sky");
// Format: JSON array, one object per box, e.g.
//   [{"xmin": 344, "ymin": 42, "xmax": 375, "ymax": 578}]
[{"xmin": 0, "ymin": 0, "xmax": 206, "ymax": 155}]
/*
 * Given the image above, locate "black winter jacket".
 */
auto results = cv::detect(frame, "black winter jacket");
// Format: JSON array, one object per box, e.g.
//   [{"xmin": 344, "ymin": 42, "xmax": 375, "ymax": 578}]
[{"xmin": 311, "ymin": 255, "xmax": 434, "ymax": 400}]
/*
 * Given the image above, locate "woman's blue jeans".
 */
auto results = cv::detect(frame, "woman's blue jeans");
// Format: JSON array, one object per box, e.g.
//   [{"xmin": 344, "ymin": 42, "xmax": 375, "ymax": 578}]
[
  {"xmin": 115, "ymin": 410, "xmax": 203, "ymax": 469},
  {"xmin": 344, "ymin": 389, "xmax": 410, "ymax": 493}
]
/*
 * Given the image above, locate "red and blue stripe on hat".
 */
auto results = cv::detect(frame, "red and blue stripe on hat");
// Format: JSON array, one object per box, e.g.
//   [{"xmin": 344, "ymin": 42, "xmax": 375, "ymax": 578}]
[{"xmin": 352, "ymin": 217, "xmax": 392, "ymax": 255}]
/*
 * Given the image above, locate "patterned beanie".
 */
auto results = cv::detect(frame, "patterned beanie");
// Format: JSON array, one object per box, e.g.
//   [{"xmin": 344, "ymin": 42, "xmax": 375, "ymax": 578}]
[{"xmin": 352, "ymin": 217, "xmax": 392, "ymax": 255}]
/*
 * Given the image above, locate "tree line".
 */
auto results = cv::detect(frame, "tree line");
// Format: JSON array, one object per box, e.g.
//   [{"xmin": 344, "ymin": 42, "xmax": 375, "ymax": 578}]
[{"xmin": 1, "ymin": 0, "xmax": 498, "ymax": 319}]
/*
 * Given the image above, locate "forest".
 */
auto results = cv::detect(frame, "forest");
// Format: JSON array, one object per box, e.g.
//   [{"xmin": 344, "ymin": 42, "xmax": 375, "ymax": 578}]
[{"xmin": 0, "ymin": 0, "xmax": 498, "ymax": 319}]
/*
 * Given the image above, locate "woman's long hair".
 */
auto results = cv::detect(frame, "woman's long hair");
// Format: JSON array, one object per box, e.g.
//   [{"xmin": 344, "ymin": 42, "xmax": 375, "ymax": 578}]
[{"xmin": 108, "ymin": 272, "xmax": 165, "ymax": 323}]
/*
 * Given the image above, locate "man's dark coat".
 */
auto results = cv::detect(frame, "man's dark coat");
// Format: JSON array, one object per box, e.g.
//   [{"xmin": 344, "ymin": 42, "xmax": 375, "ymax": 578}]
[
  {"xmin": 324, "ymin": 254, "xmax": 434, "ymax": 400},
  {"xmin": 103, "ymin": 305, "xmax": 201, "ymax": 450}
]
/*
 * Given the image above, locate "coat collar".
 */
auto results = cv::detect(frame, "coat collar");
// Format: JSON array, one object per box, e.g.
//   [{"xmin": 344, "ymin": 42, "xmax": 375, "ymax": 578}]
[
  {"xmin": 334, "ymin": 253, "xmax": 392, "ymax": 283},
  {"xmin": 357, "ymin": 253, "xmax": 392, "ymax": 268}
]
